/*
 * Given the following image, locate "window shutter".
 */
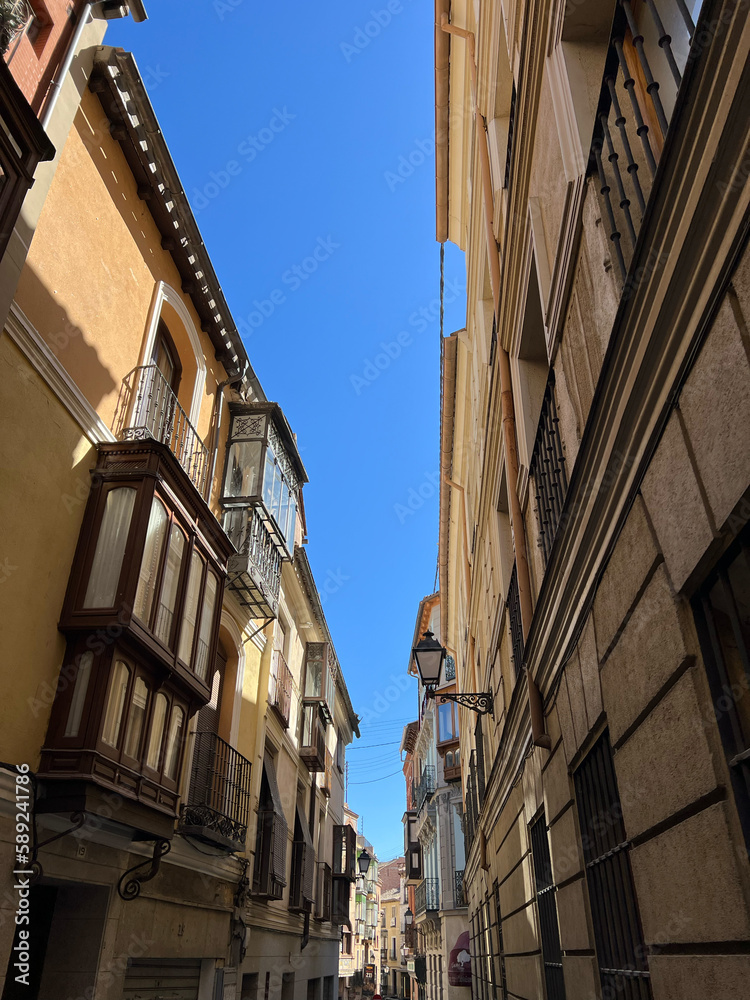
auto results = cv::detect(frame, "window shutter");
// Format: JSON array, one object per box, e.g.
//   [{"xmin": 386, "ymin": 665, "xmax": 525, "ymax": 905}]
[{"xmin": 264, "ymin": 753, "xmax": 288, "ymax": 887}]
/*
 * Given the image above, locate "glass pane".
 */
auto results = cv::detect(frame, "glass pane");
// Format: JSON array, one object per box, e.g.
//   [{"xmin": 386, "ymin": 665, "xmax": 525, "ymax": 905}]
[
  {"xmin": 154, "ymin": 525, "xmax": 185, "ymax": 646},
  {"xmin": 102, "ymin": 660, "xmax": 130, "ymax": 748},
  {"xmin": 146, "ymin": 693, "xmax": 168, "ymax": 769},
  {"xmin": 164, "ymin": 706, "xmax": 185, "ymax": 779},
  {"xmin": 134, "ymin": 498, "xmax": 168, "ymax": 624},
  {"xmin": 305, "ymin": 655, "xmax": 323, "ymax": 699},
  {"xmin": 124, "ymin": 677, "xmax": 149, "ymax": 758},
  {"xmin": 64, "ymin": 652, "xmax": 93, "ymax": 738},
  {"xmin": 178, "ymin": 550, "xmax": 205, "ymax": 664},
  {"xmin": 302, "ymin": 703, "xmax": 316, "ymax": 746},
  {"xmin": 286, "ymin": 497, "xmax": 297, "ymax": 548},
  {"xmin": 83, "ymin": 488, "xmax": 136, "ymax": 608},
  {"xmin": 271, "ymin": 461, "xmax": 283, "ymax": 521},
  {"xmin": 263, "ymin": 447, "xmax": 276, "ymax": 510},
  {"xmin": 194, "ymin": 571, "xmax": 218, "ymax": 681},
  {"xmin": 279, "ymin": 480, "xmax": 290, "ymax": 538},
  {"xmin": 224, "ymin": 440, "xmax": 263, "ymax": 498},
  {"xmin": 438, "ymin": 702, "xmax": 455, "ymax": 741}
]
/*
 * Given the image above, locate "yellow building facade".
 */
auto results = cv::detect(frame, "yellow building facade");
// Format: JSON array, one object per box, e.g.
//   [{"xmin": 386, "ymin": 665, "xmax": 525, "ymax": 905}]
[
  {"xmin": 436, "ymin": 1, "xmax": 750, "ymax": 998},
  {"xmin": 0, "ymin": 43, "xmax": 359, "ymax": 1000}
]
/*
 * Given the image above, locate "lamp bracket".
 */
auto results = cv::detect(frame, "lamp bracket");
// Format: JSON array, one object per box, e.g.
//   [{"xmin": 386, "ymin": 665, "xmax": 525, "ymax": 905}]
[{"xmin": 428, "ymin": 689, "xmax": 494, "ymax": 717}]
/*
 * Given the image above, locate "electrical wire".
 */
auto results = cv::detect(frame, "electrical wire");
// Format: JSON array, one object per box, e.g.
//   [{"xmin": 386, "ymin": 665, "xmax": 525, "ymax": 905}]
[
  {"xmin": 348, "ymin": 740, "xmax": 402, "ymax": 750},
  {"xmin": 349, "ymin": 769, "xmax": 404, "ymax": 786}
]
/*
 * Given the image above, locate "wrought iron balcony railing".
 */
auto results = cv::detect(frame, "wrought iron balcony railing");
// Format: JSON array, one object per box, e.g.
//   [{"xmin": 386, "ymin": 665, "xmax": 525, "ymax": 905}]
[
  {"xmin": 178, "ymin": 731, "xmax": 252, "ymax": 851},
  {"xmin": 269, "ymin": 649, "xmax": 293, "ymax": 727},
  {"xmin": 415, "ymin": 878, "xmax": 440, "ymax": 916},
  {"xmin": 416, "ymin": 765, "xmax": 436, "ymax": 813},
  {"xmin": 529, "ymin": 374, "xmax": 568, "ymax": 565},
  {"xmin": 223, "ymin": 505, "xmax": 282, "ymax": 619},
  {"xmin": 592, "ymin": 0, "xmax": 699, "ymax": 282},
  {"xmin": 454, "ymin": 869, "xmax": 466, "ymax": 908},
  {"xmin": 113, "ymin": 365, "xmax": 210, "ymax": 497}
]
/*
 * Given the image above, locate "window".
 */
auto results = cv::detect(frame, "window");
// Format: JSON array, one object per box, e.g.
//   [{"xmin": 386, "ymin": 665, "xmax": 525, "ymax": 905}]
[
  {"xmin": 336, "ymin": 730, "xmax": 345, "ymax": 772},
  {"xmin": 134, "ymin": 497, "xmax": 169, "ymax": 623},
  {"xmin": 124, "ymin": 677, "xmax": 149, "ymax": 759},
  {"xmin": 444, "ymin": 654, "xmax": 456, "ymax": 681},
  {"xmin": 154, "ymin": 524, "xmax": 185, "ymax": 645},
  {"xmin": 253, "ymin": 752, "xmax": 288, "ymax": 899},
  {"xmin": 303, "ymin": 642, "xmax": 336, "ymax": 722},
  {"xmin": 83, "ymin": 487, "xmax": 136, "ymax": 608},
  {"xmin": 575, "ymin": 732, "xmax": 652, "ymax": 999},
  {"xmin": 693, "ymin": 529, "xmax": 750, "ymax": 852},
  {"xmin": 101, "ymin": 660, "xmax": 130, "ymax": 748},
  {"xmin": 64, "ymin": 652, "xmax": 93, "ymax": 738},
  {"xmin": 164, "ymin": 706, "xmax": 185, "ymax": 779},
  {"xmin": 146, "ymin": 693, "xmax": 168, "ymax": 770},
  {"xmin": 178, "ymin": 553, "xmax": 220, "ymax": 679},
  {"xmin": 437, "ymin": 700, "xmax": 457, "ymax": 742},
  {"xmin": 530, "ymin": 814, "xmax": 566, "ymax": 1000}
]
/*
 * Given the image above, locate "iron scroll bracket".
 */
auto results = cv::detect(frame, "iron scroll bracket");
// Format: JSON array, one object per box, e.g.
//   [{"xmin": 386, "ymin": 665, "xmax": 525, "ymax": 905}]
[
  {"xmin": 29, "ymin": 811, "xmax": 88, "ymax": 882},
  {"xmin": 118, "ymin": 838, "xmax": 171, "ymax": 900},
  {"xmin": 427, "ymin": 689, "xmax": 494, "ymax": 717}
]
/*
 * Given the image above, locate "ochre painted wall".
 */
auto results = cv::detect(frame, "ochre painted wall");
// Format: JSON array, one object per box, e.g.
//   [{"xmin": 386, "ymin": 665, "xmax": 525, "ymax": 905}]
[
  {"xmin": 0, "ymin": 334, "xmax": 95, "ymax": 764},
  {"xmin": 15, "ymin": 88, "xmax": 227, "ymax": 451}
]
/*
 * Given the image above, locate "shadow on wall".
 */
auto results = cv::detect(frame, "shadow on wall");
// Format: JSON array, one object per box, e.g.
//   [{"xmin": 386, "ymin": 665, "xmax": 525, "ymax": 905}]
[{"xmin": 15, "ymin": 261, "xmax": 117, "ymax": 421}]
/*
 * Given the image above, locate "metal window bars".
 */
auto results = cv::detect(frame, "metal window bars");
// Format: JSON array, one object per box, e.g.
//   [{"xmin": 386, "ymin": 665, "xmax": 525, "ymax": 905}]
[
  {"xmin": 530, "ymin": 814, "xmax": 567, "ymax": 1000},
  {"xmin": 591, "ymin": 0, "xmax": 700, "ymax": 282},
  {"xmin": 507, "ymin": 562, "xmax": 524, "ymax": 681},
  {"xmin": 113, "ymin": 365, "xmax": 210, "ymax": 497},
  {"xmin": 575, "ymin": 733, "xmax": 652, "ymax": 999},
  {"xmin": 416, "ymin": 765, "xmax": 436, "ymax": 813},
  {"xmin": 454, "ymin": 869, "xmax": 466, "ymax": 908},
  {"xmin": 415, "ymin": 878, "xmax": 440, "ymax": 915},
  {"xmin": 529, "ymin": 373, "xmax": 568, "ymax": 564}
]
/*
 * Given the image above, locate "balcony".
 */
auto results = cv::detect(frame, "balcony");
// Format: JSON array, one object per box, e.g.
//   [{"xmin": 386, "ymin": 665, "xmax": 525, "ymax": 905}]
[
  {"xmin": 113, "ymin": 365, "xmax": 209, "ymax": 498},
  {"xmin": 333, "ymin": 823, "xmax": 357, "ymax": 880},
  {"xmin": 300, "ymin": 702, "xmax": 327, "ymax": 772},
  {"xmin": 268, "ymin": 649, "xmax": 293, "ymax": 727},
  {"xmin": 315, "ymin": 862, "xmax": 332, "ymax": 921},
  {"xmin": 415, "ymin": 766, "xmax": 436, "ymax": 813},
  {"xmin": 223, "ymin": 506, "xmax": 282, "ymax": 619},
  {"xmin": 591, "ymin": 0, "xmax": 696, "ymax": 282},
  {"xmin": 178, "ymin": 731, "xmax": 252, "ymax": 852},
  {"xmin": 454, "ymin": 869, "xmax": 466, "ymax": 908},
  {"xmin": 415, "ymin": 878, "xmax": 440, "ymax": 916}
]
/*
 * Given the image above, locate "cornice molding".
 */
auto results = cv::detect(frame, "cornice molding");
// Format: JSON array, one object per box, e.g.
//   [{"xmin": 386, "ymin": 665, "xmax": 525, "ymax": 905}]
[{"xmin": 5, "ymin": 302, "xmax": 115, "ymax": 446}]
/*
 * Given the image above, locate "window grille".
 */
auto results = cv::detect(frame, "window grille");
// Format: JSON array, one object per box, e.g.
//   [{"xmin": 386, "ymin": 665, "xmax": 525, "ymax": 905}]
[
  {"xmin": 493, "ymin": 882, "xmax": 508, "ymax": 1000},
  {"xmin": 692, "ymin": 527, "xmax": 750, "ymax": 853},
  {"xmin": 530, "ymin": 814, "xmax": 566, "ymax": 1000},
  {"xmin": 575, "ymin": 732, "xmax": 652, "ymax": 999},
  {"xmin": 529, "ymin": 373, "xmax": 568, "ymax": 564},
  {"xmin": 507, "ymin": 562, "xmax": 524, "ymax": 681}
]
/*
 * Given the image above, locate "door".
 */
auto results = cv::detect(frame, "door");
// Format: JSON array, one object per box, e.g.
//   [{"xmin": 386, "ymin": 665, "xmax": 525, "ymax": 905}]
[{"xmin": 121, "ymin": 958, "xmax": 201, "ymax": 999}]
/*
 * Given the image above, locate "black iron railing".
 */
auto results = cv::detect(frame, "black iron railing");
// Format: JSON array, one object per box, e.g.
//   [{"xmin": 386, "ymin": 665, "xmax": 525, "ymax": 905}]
[
  {"xmin": 178, "ymin": 731, "xmax": 252, "ymax": 851},
  {"xmin": 592, "ymin": 0, "xmax": 700, "ymax": 282},
  {"xmin": 529, "ymin": 374, "xmax": 568, "ymax": 564},
  {"xmin": 415, "ymin": 878, "xmax": 440, "ymax": 915},
  {"xmin": 224, "ymin": 505, "xmax": 282, "ymax": 618},
  {"xmin": 269, "ymin": 649, "xmax": 293, "ymax": 727},
  {"xmin": 416, "ymin": 765, "xmax": 436, "ymax": 812},
  {"xmin": 531, "ymin": 815, "xmax": 567, "ymax": 1000},
  {"xmin": 507, "ymin": 562, "xmax": 524, "ymax": 680},
  {"xmin": 454, "ymin": 869, "xmax": 466, "ymax": 908},
  {"xmin": 113, "ymin": 365, "xmax": 209, "ymax": 496}
]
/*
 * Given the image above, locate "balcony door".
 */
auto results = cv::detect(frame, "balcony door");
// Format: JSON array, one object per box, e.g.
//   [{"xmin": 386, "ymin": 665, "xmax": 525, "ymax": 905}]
[
  {"xmin": 191, "ymin": 642, "xmax": 230, "ymax": 819},
  {"xmin": 137, "ymin": 320, "xmax": 182, "ymax": 441}
]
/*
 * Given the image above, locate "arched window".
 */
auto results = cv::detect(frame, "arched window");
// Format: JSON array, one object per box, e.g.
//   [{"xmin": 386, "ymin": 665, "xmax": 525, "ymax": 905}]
[
  {"xmin": 164, "ymin": 706, "xmax": 185, "ymax": 780},
  {"xmin": 64, "ymin": 652, "xmax": 93, "ymax": 738},
  {"xmin": 102, "ymin": 660, "xmax": 130, "ymax": 748},
  {"xmin": 83, "ymin": 488, "xmax": 136, "ymax": 608},
  {"xmin": 146, "ymin": 693, "xmax": 168, "ymax": 770},
  {"xmin": 124, "ymin": 677, "xmax": 149, "ymax": 759}
]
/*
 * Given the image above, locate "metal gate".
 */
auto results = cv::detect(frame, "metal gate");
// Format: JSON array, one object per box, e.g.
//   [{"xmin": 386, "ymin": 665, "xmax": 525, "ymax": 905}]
[{"xmin": 122, "ymin": 958, "xmax": 201, "ymax": 999}]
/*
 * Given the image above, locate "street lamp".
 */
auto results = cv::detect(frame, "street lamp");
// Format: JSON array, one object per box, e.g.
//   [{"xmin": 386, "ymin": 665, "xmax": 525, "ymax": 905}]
[
  {"xmin": 404, "ymin": 908, "xmax": 413, "ymax": 926},
  {"xmin": 411, "ymin": 631, "xmax": 494, "ymax": 717},
  {"xmin": 358, "ymin": 848, "xmax": 372, "ymax": 876}
]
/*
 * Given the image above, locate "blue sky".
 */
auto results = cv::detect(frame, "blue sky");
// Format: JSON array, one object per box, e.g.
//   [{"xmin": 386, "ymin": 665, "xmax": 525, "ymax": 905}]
[{"xmin": 109, "ymin": 0, "xmax": 465, "ymax": 862}]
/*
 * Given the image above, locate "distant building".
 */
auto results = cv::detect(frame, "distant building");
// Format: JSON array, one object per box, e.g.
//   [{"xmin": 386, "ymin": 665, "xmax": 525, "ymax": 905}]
[{"xmin": 378, "ymin": 857, "xmax": 408, "ymax": 998}]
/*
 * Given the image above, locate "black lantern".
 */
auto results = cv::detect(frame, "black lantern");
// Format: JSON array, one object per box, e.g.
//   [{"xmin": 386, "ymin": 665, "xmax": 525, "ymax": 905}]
[
  {"xmin": 404, "ymin": 908, "xmax": 413, "ymax": 926},
  {"xmin": 412, "ymin": 631, "xmax": 445, "ymax": 687},
  {"xmin": 358, "ymin": 848, "xmax": 372, "ymax": 876}
]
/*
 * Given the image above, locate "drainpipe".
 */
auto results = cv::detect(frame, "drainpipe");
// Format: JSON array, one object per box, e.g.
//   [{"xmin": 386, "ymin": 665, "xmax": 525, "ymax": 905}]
[
  {"xmin": 207, "ymin": 365, "xmax": 247, "ymax": 502},
  {"xmin": 40, "ymin": 2, "xmax": 146, "ymax": 130},
  {"xmin": 441, "ymin": 15, "xmax": 550, "ymax": 749}
]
